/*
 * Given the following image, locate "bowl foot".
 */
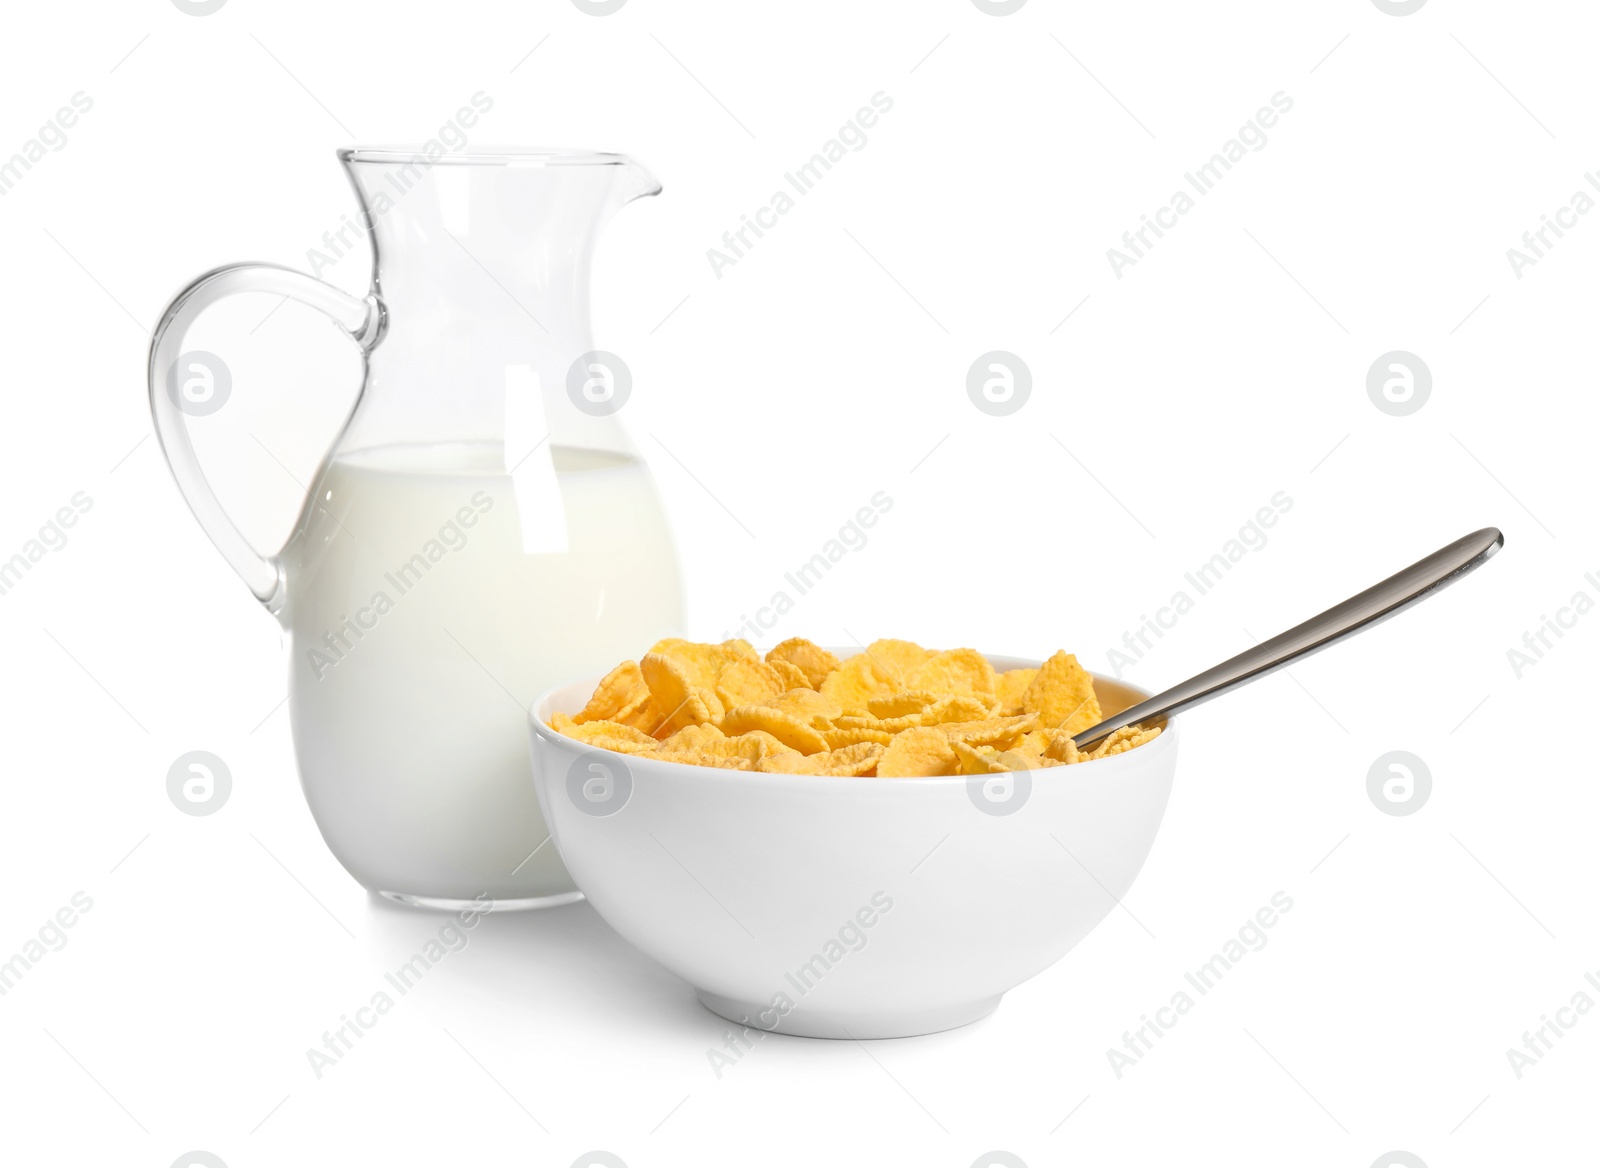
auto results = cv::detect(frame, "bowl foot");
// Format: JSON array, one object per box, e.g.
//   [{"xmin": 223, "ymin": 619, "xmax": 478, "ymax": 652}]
[
  {"xmin": 375, "ymin": 890, "xmax": 585, "ymax": 912},
  {"xmin": 696, "ymin": 990, "xmax": 1002, "ymax": 1039}
]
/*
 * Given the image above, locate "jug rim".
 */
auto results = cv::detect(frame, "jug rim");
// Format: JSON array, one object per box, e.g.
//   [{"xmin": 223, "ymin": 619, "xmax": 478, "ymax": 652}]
[{"xmin": 338, "ymin": 146, "xmax": 635, "ymax": 167}]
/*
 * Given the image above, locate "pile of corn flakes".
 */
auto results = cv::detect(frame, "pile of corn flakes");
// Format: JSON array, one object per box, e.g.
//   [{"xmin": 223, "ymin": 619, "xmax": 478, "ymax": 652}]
[{"xmin": 548, "ymin": 638, "xmax": 1162, "ymax": 777}]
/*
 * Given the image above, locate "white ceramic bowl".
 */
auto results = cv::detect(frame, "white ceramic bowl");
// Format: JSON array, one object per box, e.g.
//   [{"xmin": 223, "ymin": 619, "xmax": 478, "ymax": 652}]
[{"xmin": 528, "ymin": 655, "xmax": 1177, "ymax": 1039}]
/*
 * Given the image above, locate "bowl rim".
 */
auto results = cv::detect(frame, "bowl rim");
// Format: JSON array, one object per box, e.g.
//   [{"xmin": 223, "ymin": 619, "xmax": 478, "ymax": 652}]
[{"xmin": 528, "ymin": 652, "xmax": 1177, "ymax": 787}]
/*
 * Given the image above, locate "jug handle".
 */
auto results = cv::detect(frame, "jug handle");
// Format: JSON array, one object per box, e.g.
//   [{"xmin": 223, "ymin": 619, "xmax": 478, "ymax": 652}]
[{"xmin": 147, "ymin": 262, "xmax": 385, "ymax": 613}]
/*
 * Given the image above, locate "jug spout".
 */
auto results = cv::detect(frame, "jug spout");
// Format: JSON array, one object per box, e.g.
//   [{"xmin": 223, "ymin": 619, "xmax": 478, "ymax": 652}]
[
  {"xmin": 584, "ymin": 154, "xmax": 662, "ymax": 234},
  {"xmin": 612, "ymin": 157, "xmax": 662, "ymax": 207},
  {"xmin": 328, "ymin": 147, "xmax": 663, "ymax": 457}
]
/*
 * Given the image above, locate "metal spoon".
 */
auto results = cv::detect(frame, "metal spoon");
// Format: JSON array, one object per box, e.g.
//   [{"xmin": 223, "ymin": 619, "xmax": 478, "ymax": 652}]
[{"xmin": 1072, "ymin": 527, "xmax": 1505, "ymax": 750}]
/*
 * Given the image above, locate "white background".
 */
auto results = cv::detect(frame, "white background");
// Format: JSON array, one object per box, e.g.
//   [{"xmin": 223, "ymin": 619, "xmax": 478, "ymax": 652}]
[{"xmin": 1, "ymin": 1, "xmax": 1595, "ymax": 1166}]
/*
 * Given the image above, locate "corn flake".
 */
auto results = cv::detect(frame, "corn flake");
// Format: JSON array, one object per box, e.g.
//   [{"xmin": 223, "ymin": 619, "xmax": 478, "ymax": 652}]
[
  {"xmin": 994, "ymin": 668, "xmax": 1038, "ymax": 716},
  {"xmin": 574, "ymin": 660, "xmax": 649, "ymax": 724},
  {"xmin": 919, "ymin": 695, "xmax": 996, "ymax": 725},
  {"xmin": 952, "ymin": 741, "xmax": 1006, "ymax": 775},
  {"xmin": 756, "ymin": 741, "xmax": 884, "ymax": 776},
  {"xmin": 725, "ymin": 730, "xmax": 801, "ymax": 760},
  {"xmin": 770, "ymin": 687, "xmax": 844, "ymax": 728},
  {"xmin": 877, "ymin": 727, "xmax": 959, "ymax": 778},
  {"xmin": 765, "ymin": 638, "xmax": 840, "ymax": 689},
  {"xmin": 864, "ymin": 638, "xmax": 933, "ymax": 686},
  {"xmin": 611, "ymin": 693, "xmax": 663, "ymax": 733},
  {"xmin": 655, "ymin": 723, "xmax": 727, "ymax": 753},
  {"xmin": 1022, "ymin": 650, "xmax": 1102, "ymax": 736},
  {"xmin": 719, "ymin": 705, "xmax": 830, "ymax": 755},
  {"xmin": 939, "ymin": 714, "xmax": 1038, "ymax": 750},
  {"xmin": 1013, "ymin": 729, "xmax": 1051, "ymax": 758},
  {"xmin": 904, "ymin": 647, "xmax": 996, "ymax": 701},
  {"xmin": 833, "ymin": 711, "xmax": 924, "ymax": 734},
  {"xmin": 1088, "ymin": 725, "xmax": 1162, "ymax": 759},
  {"xmin": 767, "ymin": 658, "xmax": 813, "ymax": 691},
  {"xmin": 640, "ymin": 652, "xmax": 718, "ymax": 737},
  {"xmin": 823, "ymin": 725, "xmax": 896, "ymax": 750},
  {"xmin": 1040, "ymin": 729, "xmax": 1084, "ymax": 765},
  {"xmin": 649, "ymin": 638, "xmax": 748, "ymax": 691},
  {"xmin": 866, "ymin": 690, "xmax": 943, "ymax": 718},
  {"xmin": 552, "ymin": 717, "xmax": 661, "ymax": 755},
  {"xmin": 819, "ymin": 653, "xmax": 900, "ymax": 712},
  {"xmin": 715, "ymin": 657, "xmax": 786, "ymax": 711}
]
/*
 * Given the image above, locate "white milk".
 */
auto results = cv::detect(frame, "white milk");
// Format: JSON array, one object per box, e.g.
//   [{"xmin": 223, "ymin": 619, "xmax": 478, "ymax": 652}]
[{"xmin": 281, "ymin": 443, "xmax": 683, "ymax": 903}]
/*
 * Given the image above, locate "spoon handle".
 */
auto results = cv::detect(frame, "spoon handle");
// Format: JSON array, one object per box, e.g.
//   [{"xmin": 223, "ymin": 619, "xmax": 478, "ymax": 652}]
[{"xmin": 1071, "ymin": 527, "xmax": 1505, "ymax": 750}]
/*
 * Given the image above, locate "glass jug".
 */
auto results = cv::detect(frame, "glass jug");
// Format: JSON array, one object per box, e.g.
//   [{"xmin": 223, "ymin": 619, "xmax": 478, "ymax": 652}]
[{"xmin": 148, "ymin": 148, "xmax": 685, "ymax": 909}]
